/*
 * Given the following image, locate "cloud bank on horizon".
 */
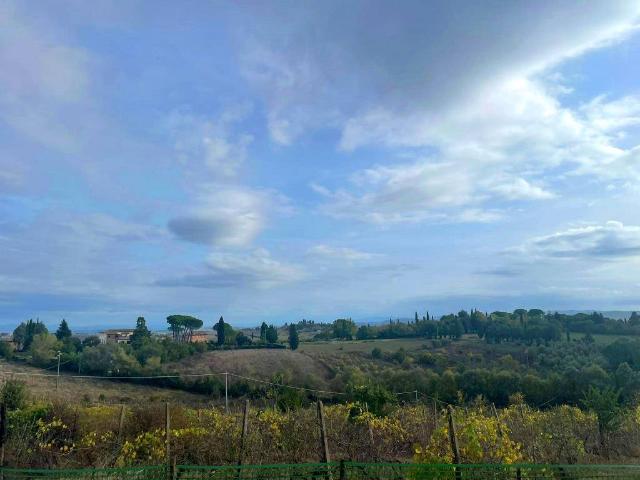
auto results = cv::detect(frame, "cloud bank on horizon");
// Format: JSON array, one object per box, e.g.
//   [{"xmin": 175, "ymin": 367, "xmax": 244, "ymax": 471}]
[{"xmin": 1, "ymin": 0, "xmax": 640, "ymax": 329}]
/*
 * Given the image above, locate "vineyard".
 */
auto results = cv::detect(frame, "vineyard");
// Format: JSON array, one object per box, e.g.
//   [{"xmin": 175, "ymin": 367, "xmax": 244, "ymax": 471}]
[{"xmin": 2, "ymin": 398, "xmax": 640, "ymax": 469}]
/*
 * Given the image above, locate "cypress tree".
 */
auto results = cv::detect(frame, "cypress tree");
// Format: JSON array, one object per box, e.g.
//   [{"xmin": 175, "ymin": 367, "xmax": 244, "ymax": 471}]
[
  {"xmin": 215, "ymin": 316, "xmax": 226, "ymax": 346},
  {"xmin": 55, "ymin": 319, "xmax": 72, "ymax": 340},
  {"xmin": 288, "ymin": 324, "xmax": 299, "ymax": 350}
]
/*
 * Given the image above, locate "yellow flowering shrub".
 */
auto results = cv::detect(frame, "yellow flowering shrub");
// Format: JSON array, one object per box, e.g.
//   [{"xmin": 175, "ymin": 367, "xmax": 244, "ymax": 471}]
[
  {"xmin": 36, "ymin": 417, "xmax": 75, "ymax": 455},
  {"xmin": 414, "ymin": 410, "xmax": 522, "ymax": 464},
  {"xmin": 117, "ymin": 429, "xmax": 166, "ymax": 466}
]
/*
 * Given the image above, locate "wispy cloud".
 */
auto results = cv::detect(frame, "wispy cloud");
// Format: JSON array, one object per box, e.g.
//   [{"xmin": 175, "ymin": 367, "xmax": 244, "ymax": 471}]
[
  {"xmin": 513, "ymin": 221, "xmax": 640, "ymax": 259},
  {"xmin": 156, "ymin": 248, "xmax": 303, "ymax": 289},
  {"xmin": 308, "ymin": 244, "xmax": 379, "ymax": 261}
]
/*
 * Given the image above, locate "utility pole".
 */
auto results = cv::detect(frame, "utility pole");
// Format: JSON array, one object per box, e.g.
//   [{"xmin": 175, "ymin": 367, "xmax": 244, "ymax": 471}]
[
  {"xmin": 55, "ymin": 351, "xmax": 61, "ymax": 391},
  {"xmin": 224, "ymin": 372, "xmax": 229, "ymax": 412}
]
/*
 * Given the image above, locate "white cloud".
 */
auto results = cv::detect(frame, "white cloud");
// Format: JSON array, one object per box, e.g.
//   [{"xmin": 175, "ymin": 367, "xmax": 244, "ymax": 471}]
[
  {"xmin": 166, "ymin": 105, "xmax": 253, "ymax": 178},
  {"xmin": 238, "ymin": 2, "xmax": 640, "ymax": 146},
  {"xmin": 0, "ymin": 1, "xmax": 93, "ymax": 150},
  {"xmin": 308, "ymin": 244, "xmax": 378, "ymax": 261},
  {"xmin": 157, "ymin": 248, "xmax": 303, "ymax": 289},
  {"xmin": 168, "ymin": 185, "xmax": 289, "ymax": 247},
  {"xmin": 515, "ymin": 221, "xmax": 640, "ymax": 259},
  {"xmin": 237, "ymin": 3, "xmax": 640, "ymax": 224}
]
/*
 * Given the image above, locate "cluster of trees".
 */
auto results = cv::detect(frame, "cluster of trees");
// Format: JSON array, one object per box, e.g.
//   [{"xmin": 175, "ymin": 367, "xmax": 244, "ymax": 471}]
[
  {"xmin": 2, "ymin": 315, "xmax": 302, "ymax": 383},
  {"xmin": 310, "ymin": 309, "xmax": 640, "ymax": 345}
]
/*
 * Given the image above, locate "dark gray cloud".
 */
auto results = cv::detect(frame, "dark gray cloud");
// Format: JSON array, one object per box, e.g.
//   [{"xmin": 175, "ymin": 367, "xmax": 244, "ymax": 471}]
[{"xmin": 517, "ymin": 221, "xmax": 640, "ymax": 259}]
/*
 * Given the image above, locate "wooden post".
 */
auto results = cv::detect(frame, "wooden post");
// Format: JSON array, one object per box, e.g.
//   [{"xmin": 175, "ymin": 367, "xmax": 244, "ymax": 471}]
[
  {"xmin": 165, "ymin": 402, "xmax": 171, "ymax": 478},
  {"xmin": 238, "ymin": 400, "xmax": 249, "ymax": 467},
  {"xmin": 117, "ymin": 405, "xmax": 126, "ymax": 443},
  {"xmin": 224, "ymin": 372, "xmax": 229, "ymax": 413},
  {"xmin": 317, "ymin": 400, "xmax": 332, "ymax": 479},
  {"xmin": 0, "ymin": 403, "xmax": 6, "ymax": 468},
  {"xmin": 432, "ymin": 399, "xmax": 438, "ymax": 432},
  {"xmin": 491, "ymin": 403, "xmax": 503, "ymax": 437},
  {"xmin": 339, "ymin": 459, "xmax": 346, "ymax": 480},
  {"xmin": 447, "ymin": 405, "xmax": 461, "ymax": 480},
  {"xmin": 368, "ymin": 419, "xmax": 377, "ymax": 461},
  {"xmin": 171, "ymin": 456, "xmax": 177, "ymax": 480}
]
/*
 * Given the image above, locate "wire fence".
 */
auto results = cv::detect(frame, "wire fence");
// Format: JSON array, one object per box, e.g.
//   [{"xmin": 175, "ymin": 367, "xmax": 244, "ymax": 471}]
[{"xmin": 1, "ymin": 463, "xmax": 640, "ymax": 480}]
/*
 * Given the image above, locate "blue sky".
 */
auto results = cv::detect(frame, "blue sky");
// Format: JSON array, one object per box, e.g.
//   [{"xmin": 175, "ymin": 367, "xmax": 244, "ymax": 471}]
[{"xmin": 1, "ymin": 1, "xmax": 640, "ymax": 330}]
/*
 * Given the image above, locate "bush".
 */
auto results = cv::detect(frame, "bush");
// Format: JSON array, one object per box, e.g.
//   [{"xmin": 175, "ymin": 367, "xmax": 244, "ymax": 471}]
[
  {"xmin": 0, "ymin": 341, "xmax": 14, "ymax": 359},
  {"xmin": 1, "ymin": 379, "xmax": 28, "ymax": 410}
]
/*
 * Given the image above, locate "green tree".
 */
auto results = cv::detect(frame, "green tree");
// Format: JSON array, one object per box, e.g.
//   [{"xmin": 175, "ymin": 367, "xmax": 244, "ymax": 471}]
[
  {"xmin": 130, "ymin": 316, "xmax": 151, "ymax": 349},
  {"xmin": 0, "ymin": 378, "xmax": 27, "ymax": 410},
  {"xmin": 260, "ymin": 322, "xmax": 268, "ymax": 342},
  {"xmin": 288, "ymin": 324, "xmax": 299, "ymax": 350},
  {"xmin": 82, "ymin": 335, "xmax": 101, "ymax": 348},
  {"xmin": 582, "ymin": 386, "xmax": 623, "ymax": 453},
  {"xmin": 29, "ymin": 334, "xmax": 61, "ymax": 367},
  {"xmin": 167, "ymin": 315, "xmax": 203, "ymax": 342},
  {"xmin": 235, "ymin": 332, "xmax": 251, "ymax": 346},
  {"xmin": 0, "ymin": 341, "xmax": 14, "ymax": 359},
  {"xmin": 215, "ymin": 317, "xmax": 226, "ymax": 346},
  {"xmin": 55, "ymin": 319, "xmax": 72, "ymax": 340},
  {"xmin": 266, "ymin": 325, "xmax": 278, "ymax": 344},
  {"xmin": 333, "ymin": 318, "xmax": 356, "ymax": 340},
  {"xmin": 13, "ymin": 319, "xmax": 48, "ymax": 351}
]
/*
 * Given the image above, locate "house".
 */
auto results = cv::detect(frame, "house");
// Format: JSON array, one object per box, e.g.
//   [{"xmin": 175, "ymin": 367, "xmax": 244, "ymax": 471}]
[
  {"xmin": 100, "ymin": 329, "xmax": 135, "ymax": 344},
  {"xmin": 190, "ymin": 331, "xmax": 210, "ymax": 343}
]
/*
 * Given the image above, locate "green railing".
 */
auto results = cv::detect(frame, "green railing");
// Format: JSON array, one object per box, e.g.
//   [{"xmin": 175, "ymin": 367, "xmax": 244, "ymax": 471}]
[{"xmin": 1, "ymin": 463, "xmax": 640, "ymax": 480}]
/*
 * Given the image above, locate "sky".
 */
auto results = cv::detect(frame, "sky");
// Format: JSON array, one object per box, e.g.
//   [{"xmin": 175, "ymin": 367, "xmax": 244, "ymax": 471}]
[{"xmin": 1, "ymin": 1, "xmax": 640, "ymax": 330}]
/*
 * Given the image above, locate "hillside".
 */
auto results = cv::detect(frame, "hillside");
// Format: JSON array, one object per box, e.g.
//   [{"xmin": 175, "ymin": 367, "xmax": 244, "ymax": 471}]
[
  {"xmin": 167, "ymin": 349, "xmax": 335, "ymax": 387},
  {"xmin": 0, "ymin": 360, "xmax": 209, "ymax": 405}
]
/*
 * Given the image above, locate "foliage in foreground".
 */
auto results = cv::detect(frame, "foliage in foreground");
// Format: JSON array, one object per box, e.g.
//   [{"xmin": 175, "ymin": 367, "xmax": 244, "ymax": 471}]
[{"xmin": 3, "ymin": 395, "xmax": 640, "ymax": 468}]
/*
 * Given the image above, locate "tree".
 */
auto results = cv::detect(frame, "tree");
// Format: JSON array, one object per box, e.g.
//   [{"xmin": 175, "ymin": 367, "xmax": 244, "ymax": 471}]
[
  {"xmin": 288, "ymin": 324, "xmax": 299, "ymax": 350},
  {"xmin": 0, "ymin": 378, "xmax": 27, "ymax": 410},
  {"xmin": 333, "ymin": 318, "xmax": 356, "ymax": 340},
  {"xmin": 166, "ymin": 315, "xmax": 203, "ymax": 342},
  {"xmin": 130, "ymin": 316, "xmax": 151, "ymax": 349},
  {"xmin": 266, "ymin": 325, "xmax": 278, "ymax": 344},
  {"xmin": 55, "ymin": 319, "xmax": 72, "ymax": 340},
  {"xmin": 13, "ymin": 319, "xmax": 48, "ymax": 351},
  {"xmin": 582, "ymin": 386, "xmax": 623, "ymax": 453},
  {"xmin": 235, "ymin": 332, "xmax": 251, "ymax": 347},
  {"xmin": 29, "ymin": 334, "xmax": 61, "ymax": 367},
  {"xmin": 260, "ymin": 322, "xmax": 268, "ymax": 342},
  {"xmin": 215, "ymin": 317, "xmax": 226, "ymax": 346},
  {"xmin": 82, "ymin": 335, "xmax": 101, "ymax": 348}
]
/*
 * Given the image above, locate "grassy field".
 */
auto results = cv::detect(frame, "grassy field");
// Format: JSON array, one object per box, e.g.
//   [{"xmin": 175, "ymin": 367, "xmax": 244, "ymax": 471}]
[{"xmin": 0, "ymin": 360, "xmax": 211, "ymax": 405}]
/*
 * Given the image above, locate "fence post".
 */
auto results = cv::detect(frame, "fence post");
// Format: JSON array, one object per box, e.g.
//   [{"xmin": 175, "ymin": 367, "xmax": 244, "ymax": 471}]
[
  {"xmin": 117, "ymin": 405, "xmax": 126, "ymax": 444},
  {"xmin": 165, "ymin": 402, "xmax": 171, "ymax": 479},
  {"xmin": 317, "ymin": 400, "xmax": 332, "ymax": 479},
  {"xmin": 447, "ymin": 405, "xmax": 461, "ymax": 480},
  {"xmin": 491, "ymin": 403, "xmax": 503, "ymax": 437},
  {"xmin": 368, "ymin": 419, "xmax": 377, "ymax": 461},
  {"xmin": 339, "ymin": 459, "xmax": 346, "ymax": 480},
  {"xmin": 238, "ymin": 400, "xmax": 249, "ymax": 467},
  {"xmin": 432, "ymin": 399, "xmax": 438, "ymax": 433},
  {"xmin": 0, "ymin": 403, "xmax": 6, "ymax": 469}
]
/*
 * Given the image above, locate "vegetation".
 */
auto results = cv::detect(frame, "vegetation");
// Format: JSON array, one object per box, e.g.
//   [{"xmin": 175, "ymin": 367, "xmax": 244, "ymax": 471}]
[{"xmin": 3, "ymin": 386, "xmax": 640, "ymax": 468}]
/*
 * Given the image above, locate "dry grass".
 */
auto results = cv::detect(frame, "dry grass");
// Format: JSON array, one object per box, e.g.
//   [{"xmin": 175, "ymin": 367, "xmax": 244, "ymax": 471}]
[
  {"xmin": 167, "ymin": 349, "xmax": 333, "ymax": 384},
  {"xmin": 0, "ymin": 360, "xmax": 211, "ymax": 405}
]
